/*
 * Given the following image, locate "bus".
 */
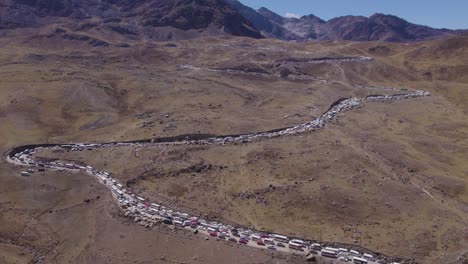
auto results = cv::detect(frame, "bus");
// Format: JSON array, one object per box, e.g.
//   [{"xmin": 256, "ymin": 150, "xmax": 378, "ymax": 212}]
[
  {"xmin": 353, "ymin": 257, "xmax": 368, "ymax": 264},
  {"xmin": 290, "ymin": 239, "xmax": 305, "ymax": 246},
  {"xmin": 363, "ymin": 253, "xmax": 374, "ymax": 261},
  {"xmin": 321, "ymin": 249, "xmax": 337, "ymax": 258},
  {"xmin": 324, "ymin": 247, "xmax": 339, "ymax": 253},
  {"xmin": 288, "ymin": 242, "xmax": 304, "ymax": 251},
  {"xmin": 273, "ymin": 234, "xmax": 289, "ymax": 243}
]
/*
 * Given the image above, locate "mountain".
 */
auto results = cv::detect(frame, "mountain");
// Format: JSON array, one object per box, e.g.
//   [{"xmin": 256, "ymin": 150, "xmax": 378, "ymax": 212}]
[
  {"xmin": 323, "ymin": 13, "xmax": 458, "ymax": 41},
  {"xmin": 0, "ymin": 0, "xmax": 263, "ymax": 40},
  {"xmin": 0, "ymin": 0, "xmax": 465, "ymax": 42},
  {"xmin": 223, "ymin": 0, "xmax": 299, "ymax": 40},
  {"xmin": 224, "ymin": 1, "xmax": 466, "ymax": 42}
]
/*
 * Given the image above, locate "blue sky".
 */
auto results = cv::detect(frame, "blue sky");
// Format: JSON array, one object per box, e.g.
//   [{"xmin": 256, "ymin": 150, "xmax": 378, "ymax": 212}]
[{"xmin": 239, "ymin": 0, "xmax": 468, "ymax": 29}]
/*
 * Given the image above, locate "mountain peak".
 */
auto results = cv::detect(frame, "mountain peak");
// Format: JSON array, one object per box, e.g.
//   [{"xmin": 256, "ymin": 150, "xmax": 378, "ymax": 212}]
[
  {"xmin": 301, "ymin": 14, "xmax": 325, "ymax": 24},
  {"xmin": 257, "ymin": 7, "xmax": 285, "ymax": 24}
]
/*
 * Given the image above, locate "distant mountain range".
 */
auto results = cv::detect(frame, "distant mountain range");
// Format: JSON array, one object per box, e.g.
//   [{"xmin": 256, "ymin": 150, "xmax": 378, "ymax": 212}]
[
  {"xmin": 0, "ymin": 0, "xmax": 465, "ymax": 42},
  {"xmin": 225, "ymin": 0, "xmax": 466, "ymax": 42}
]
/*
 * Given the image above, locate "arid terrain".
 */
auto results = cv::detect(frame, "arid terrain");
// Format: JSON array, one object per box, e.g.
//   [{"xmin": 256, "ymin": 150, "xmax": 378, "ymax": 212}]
[{"xmin": 1, "ymin": 29, "xmax": 467, "ymax": 264}]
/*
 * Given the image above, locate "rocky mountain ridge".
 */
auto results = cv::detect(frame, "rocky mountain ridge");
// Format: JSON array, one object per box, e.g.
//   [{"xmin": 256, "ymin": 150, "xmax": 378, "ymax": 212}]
[
  {"xmin": 0, "ymin": 0, "xmax": 465, "ymax": 42},
  {"xmin": 225, "ymin": 0, "xmax": 466, "ymax": 42}
]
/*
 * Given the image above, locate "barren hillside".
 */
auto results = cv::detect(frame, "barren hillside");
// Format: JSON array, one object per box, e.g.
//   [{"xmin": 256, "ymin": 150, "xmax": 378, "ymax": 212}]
[{"xmin": 1, "ymin": 33, "xmax": 467, "ymax": 264}]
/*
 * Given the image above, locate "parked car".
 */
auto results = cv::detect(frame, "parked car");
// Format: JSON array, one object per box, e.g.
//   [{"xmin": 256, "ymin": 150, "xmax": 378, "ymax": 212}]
[
  {"xmin": 277, "ymin": 243, "xmax": 285, "ymax": 248},
  {"xmin": 239, "ymin": 239, "xmax": 248, "ymax": 245},
  {"xmin": 257, "ymin": 241, "xmax": 265, "ymax": 246}
]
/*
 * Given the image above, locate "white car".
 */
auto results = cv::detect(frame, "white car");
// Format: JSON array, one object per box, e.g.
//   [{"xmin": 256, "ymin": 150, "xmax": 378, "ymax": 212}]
[{"xmin": 338, "ymin": 256, "xmax": 349, "ymax": 262}]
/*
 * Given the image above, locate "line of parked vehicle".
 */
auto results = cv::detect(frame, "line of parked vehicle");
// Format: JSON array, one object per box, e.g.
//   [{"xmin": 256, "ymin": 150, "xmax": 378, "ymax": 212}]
[
  {"xmin": 6, "ymin": 89, "xmax": 430, "ymax": 264},
  {"xmin": 8, "ymin": 148, "xmax": 406, "ymax": 264}
]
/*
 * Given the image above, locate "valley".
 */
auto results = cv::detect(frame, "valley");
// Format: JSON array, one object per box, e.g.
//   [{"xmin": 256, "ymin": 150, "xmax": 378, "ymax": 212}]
[{"xmin": 0, "ymin": 9, "xmax": 467, "ymax": 263}]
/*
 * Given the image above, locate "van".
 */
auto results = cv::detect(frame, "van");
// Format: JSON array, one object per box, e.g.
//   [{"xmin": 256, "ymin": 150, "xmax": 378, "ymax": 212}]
[
  {"xmin": 173, "ymin": 220, "xmax": 183, "ymax": 227},
  {"xmin": 251, "ymin": 235, "xmax": 262, "ymax": 242},
  {"xmin": 273, "ymin": 234, "xmax": 289, "ymax": 243},
  {"xmin": 312, "ymin": 243, "xmax": 322, "ymax": 250},
  {"xmin": 321, "ymin": 249, "xmax": 337, "ymax": 258}
]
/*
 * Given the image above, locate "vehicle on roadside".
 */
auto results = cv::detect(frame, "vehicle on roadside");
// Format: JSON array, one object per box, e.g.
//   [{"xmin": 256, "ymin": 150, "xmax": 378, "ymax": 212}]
[
  {"xmin": 338, "ymin": 248, "xmax": 348, "ymax": 253},
  {"xmin": 321, "ymin": 249, "xmax": 338, "ymax": 258},
  {"xmin": 238, "ymin": 239, "xmax": 248, "ymax": 245},
  {"xmin": 273, "ymin": 234, "xmax": 289, "ymax": 243},
  {"xmin": 163, "ymin": 219, "xmax": 173, "ymax": 225},
  {"xmin": 353, "ymin": 257, "xmax": 368, "ymax": 264},
  {"xmin": 276, "ymin": 243, "xmax": 285, "ymax": 248},
  {"xmin": 338, "ymin": 255, "xmax": 350, "ymax": 262},
  {"xmin": 228, "ymin": 238, "xmax": 237, "ymax": 243},
  {"xmin": 288, "ymin": 242, "xmax": 303, "ymax": 251},
  {"xmin": 173, "ymin": 220, "xmax": 184, "ymax": 227},
  {"xmin": 311, "ymin": 243, "xmax": 322, "ymax": 250},
  {"xmin": 267, "ymin": 246, "xmax": 276, "ymax": 250},
  {"xmin": 256, "ymin": 241, "xmax": 265, "ymax": 246},
  {"xmin": 363, "ymin": 253, "xmax": 374, "ymax": 261},
  {"xmin": 251, "ymin": 234, "xmax": 262, "ymax": 242},
  {"xmin": 209, "ymin": 231, "xmax": 217, "ymax": 237},
  {"xmin": 290, "ymin": 239, "xmax": 305, "ymax": 246}
]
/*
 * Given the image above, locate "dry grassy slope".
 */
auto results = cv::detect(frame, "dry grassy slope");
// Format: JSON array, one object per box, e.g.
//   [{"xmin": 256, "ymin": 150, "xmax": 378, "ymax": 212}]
[
  {"xmin": 1, "ymin": 34, "xmax": 467, "ymax": 264},
  {"xmin": 36, "ymin": 95, "xmax": 468, "ymax": 264},
  {"xmin": 0, "ymin": 161, "xmax": 308, "ymax": 264}
]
